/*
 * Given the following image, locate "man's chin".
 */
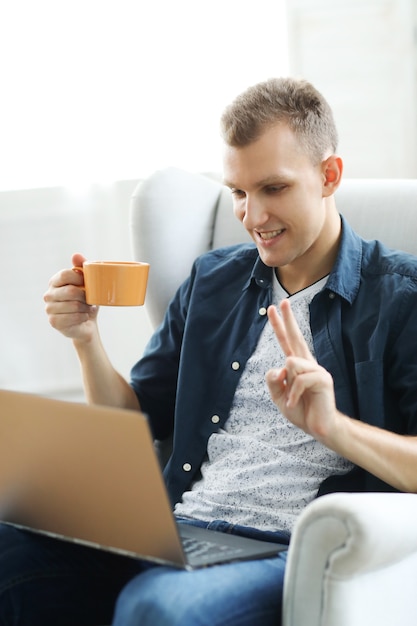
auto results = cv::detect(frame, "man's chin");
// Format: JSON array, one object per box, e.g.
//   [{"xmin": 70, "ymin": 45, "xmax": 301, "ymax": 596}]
[{"xmin": 256, "ymin": 249, "xmax": 282, "ymax": 268}]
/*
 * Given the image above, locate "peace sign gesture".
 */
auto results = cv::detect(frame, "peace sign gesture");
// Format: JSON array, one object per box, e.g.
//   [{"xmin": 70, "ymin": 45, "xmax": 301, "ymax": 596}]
[{"xmin": 266, "ymin": 300, "xmax": 338, "ymax": 443}]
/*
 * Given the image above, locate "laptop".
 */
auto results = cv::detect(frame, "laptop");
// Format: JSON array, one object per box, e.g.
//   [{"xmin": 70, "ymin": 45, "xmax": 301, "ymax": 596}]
[{"xmin": 0, "ymin": 389, "xmax": 287, "ymax": 570}]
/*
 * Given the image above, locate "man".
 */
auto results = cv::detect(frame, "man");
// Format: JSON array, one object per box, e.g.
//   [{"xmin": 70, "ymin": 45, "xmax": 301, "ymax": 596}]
[{"xmin": 0, "ymin": 77, "xmax": 417, "ymax": 625}]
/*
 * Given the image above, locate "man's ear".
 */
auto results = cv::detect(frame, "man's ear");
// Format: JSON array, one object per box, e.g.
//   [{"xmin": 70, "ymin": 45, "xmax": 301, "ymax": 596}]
[{"xmin": 322, "ymin": 155, "xmax": 343, "ymax": 196}]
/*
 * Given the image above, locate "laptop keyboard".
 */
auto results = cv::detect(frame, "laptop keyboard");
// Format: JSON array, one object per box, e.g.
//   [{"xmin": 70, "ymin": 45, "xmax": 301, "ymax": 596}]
[{"xmin": 182, "ymin": 536, "xmax": 243, "ymax": 560}]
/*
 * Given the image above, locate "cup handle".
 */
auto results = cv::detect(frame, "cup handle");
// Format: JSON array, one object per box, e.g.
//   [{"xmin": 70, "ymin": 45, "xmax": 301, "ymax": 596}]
[{"xmin": 72, "ymin": 266, "xmax": 85, "ymax": 290}]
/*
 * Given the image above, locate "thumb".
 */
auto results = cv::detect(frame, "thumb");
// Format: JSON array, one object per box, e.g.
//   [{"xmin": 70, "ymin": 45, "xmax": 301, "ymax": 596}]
[
  {"xmin": 71, "ymin": 252, "xmax": 88, "ymax": 268},
  {"xmin": 265, "ymin": 367, "xmax": 287, "ymax": 403}
]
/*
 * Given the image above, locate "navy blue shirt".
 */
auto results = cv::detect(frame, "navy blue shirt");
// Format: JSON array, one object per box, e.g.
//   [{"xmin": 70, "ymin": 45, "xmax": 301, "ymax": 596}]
[{"xmin": 130, "ymin": 216, "xmax": 417, "ymax": 506}]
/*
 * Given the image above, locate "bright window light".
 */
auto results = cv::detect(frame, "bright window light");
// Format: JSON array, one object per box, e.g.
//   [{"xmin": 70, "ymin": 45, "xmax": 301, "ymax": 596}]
[{"xmin": 0, "ymin": 0, "xmax": 289, "ymax": 191}]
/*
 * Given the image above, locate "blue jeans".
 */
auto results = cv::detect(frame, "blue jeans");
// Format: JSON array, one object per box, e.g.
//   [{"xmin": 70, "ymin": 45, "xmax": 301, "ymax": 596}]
[{"xmin": 0, "ymin": 519, "xmax": 289, "ymax": 626}]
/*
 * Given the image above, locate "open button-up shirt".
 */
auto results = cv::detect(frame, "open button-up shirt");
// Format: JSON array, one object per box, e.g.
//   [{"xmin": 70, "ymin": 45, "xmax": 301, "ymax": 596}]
[{"xmin": 130, "ymin": 216, "xmax": 417, "ymax": 506}]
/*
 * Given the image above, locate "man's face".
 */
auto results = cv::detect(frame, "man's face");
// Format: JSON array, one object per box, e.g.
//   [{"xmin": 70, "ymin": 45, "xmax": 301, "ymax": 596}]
[{"xmin": 223, "ymin": 123, "xmax": 332, "ymax": 273}]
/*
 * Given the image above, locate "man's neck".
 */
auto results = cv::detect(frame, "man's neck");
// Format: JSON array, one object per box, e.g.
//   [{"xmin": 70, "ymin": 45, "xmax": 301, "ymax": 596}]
[{"xmin": 276, "ymin": 210, "xmax": 342, "ymax": 296}]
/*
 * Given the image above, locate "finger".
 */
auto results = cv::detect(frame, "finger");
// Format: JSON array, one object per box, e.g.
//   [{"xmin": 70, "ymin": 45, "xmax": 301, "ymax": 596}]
[
  {"xmin": 43, "ymin": 279, "xmax": 89, "ymax": 316},
  {"xmin": 279, "ymin": 299, "xmax": 314, "ymax": 361},
  {"xmin": 286, "ymin": 371, "xmax": 312, "ymax": 408},
  {"xmin": 46, "ymin": 269, "xmax": 83, "ymax": 291},
  {"xmin": 284, "ymin": 358, "xmax": 334, "ymax": 407},
  {"xmin": 265, "ymin": 367, "xmax": 288, "ymax": 403},
  {"xmin": 44, "ymin": 295, "xmax": 91, "ymax": 315},
  {"xmin": 72, "ymin": 252, "xmax": 88, "ymax": 268},
  {"xmin": 267, "ymin": 304, "xmax": 294, "ymax": 357}
]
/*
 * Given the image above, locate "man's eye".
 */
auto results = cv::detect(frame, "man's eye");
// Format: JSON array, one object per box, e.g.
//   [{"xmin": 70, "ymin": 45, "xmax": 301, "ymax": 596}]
[
  {"xmin": 231, "ymin": 189, "xmax": 245, "ymax": 198},
  {"xmin": 266, "ymin": 185, "xmax": 286, "ymax": 194}
]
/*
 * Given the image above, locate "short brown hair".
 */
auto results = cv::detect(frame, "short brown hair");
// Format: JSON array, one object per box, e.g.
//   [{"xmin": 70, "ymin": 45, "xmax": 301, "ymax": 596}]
[{"xmin": 220, "ymin": 77, "xmax": 338, "ymax": 164}]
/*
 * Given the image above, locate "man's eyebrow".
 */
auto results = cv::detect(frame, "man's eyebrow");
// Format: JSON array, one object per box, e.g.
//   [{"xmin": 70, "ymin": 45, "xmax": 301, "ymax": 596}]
[{"xmin": 223, "ymin": 175, "xmax": 287, "ymax": 189}]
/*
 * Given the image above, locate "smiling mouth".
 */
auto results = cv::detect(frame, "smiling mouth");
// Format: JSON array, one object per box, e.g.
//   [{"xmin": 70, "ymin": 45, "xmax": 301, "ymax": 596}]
[{"xmin": 257, "ymin": 229, "xmax": 285, "ymax": 241}]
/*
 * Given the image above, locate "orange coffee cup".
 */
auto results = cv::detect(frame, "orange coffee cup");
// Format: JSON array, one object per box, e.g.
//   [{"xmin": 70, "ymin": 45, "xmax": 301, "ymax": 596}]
[{"xmin": 74, "ymin": 261, "xmax": 150, "ymax": 306}]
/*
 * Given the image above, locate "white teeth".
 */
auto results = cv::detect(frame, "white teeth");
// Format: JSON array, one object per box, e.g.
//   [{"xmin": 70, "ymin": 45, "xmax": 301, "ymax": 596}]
[{"xmin": 258, "ymin": 229, "xmax": 284, "ymax": 240}]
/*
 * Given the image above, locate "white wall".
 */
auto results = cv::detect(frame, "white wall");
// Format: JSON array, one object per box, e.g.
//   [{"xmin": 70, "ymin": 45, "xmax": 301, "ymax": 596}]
[
  {"xmin": 0, "ymin": 180, "xmax": 153, "ymax": 399},
  {"xmin": 4, "ymin": 0, "xmax": 416, "ymax": 400},
  {"xmin": 286, "ymin": 0, "xmax": 417, "ymax": 178},
  {"xmin": 0, "ymin": 0, "xmax": 289, "ymax": 192},
  {"xmin": 0, "ymin": 0, "xmax": 290, "ymax": 400}
]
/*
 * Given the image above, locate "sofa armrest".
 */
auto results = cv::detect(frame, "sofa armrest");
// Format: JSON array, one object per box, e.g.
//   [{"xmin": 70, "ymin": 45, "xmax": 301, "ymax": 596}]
[{"xmin": 283, "ymin": 492, "xmax": 417, "ymax": 626}]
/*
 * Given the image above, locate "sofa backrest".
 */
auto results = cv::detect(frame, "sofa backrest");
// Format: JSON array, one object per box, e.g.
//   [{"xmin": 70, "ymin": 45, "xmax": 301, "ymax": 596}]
[{"xmin": 130, "ymin": 167, "xmax": 417, "ymax": 329}]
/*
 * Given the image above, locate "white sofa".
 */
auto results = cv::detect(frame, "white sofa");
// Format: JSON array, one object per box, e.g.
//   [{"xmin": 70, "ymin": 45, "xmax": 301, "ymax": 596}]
[{"xmin": 130, "ymin": 167, "xmax": 417, "ymax": 626}]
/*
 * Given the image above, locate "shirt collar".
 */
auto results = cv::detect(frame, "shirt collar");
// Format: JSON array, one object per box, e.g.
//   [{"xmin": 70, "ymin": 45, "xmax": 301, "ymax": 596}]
[
  {"xmin": 326, "ymin": 215, "xmax": 362, "ymax": 304},
  {"xmin": 244, "ymin": 255, "xmax": 273, "ymax": 291}
]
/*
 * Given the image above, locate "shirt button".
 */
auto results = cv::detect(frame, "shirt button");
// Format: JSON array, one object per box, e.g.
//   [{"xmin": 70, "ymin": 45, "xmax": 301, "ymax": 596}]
[
  {"xmin": 328, "ymin": 292, "xmax": 335, "ymax": 299},
  {"xmin": 259, "ymin": 307, "xmax": 267, "ymax": 316},
  {"xmin": 182, "ymin": 463, "xmax": 192, "ymax": 472},
  {"xmin": 211, "ymin": 415, "xmax": 220, "ymax": 424},
  {"xmin": 231, "ymin": 361, "xmax": 240, "ymax": 371}
]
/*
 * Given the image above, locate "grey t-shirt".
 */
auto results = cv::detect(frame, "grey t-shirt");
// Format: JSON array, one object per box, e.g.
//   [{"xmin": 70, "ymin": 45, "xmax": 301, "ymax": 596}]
[{"xmin": 175, "ymin": 274, "xmax": 353, "ymax": 532}]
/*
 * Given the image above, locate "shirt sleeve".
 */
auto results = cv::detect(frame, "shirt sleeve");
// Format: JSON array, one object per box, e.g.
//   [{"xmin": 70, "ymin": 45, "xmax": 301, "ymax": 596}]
[{"xmin": 129, "ymin": 270, "xmax": 194, "ymax": 441}]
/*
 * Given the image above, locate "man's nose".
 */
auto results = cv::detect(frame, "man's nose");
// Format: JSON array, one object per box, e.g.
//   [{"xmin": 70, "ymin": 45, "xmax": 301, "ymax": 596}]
[{"xmin": 242, "ymin": 196, "xmax": 269, "ymax": 229}]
